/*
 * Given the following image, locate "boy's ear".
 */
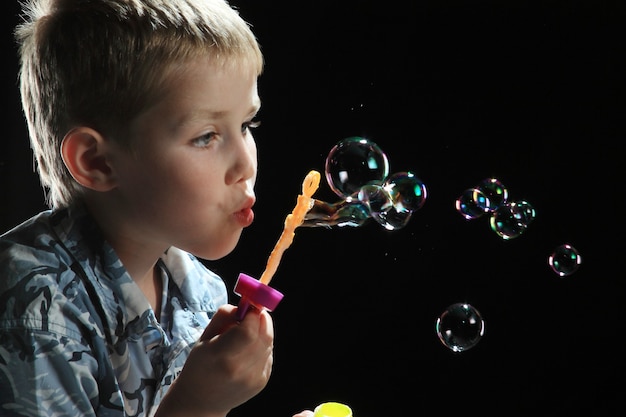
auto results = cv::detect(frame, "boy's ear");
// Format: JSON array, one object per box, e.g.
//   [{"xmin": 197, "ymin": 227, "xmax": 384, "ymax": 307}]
[{"xmin": 61, "ymin": 127, "xmax": 117, "ymax": 191}]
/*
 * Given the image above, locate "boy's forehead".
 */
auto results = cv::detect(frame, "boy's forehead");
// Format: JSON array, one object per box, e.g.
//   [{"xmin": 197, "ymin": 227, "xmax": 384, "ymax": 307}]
[
  {"xmin": 180, "ymin": 89, "xmax": 261, "ymax": 122},
  {"xmin": 166, "ymin": 54, "xmax": 261, "ymax": 86},
  {"xmin": 135, "ymin": 59, "xmax": 260, "ymax": 127},
  {"xmin": 161, "ymin": 54, "xmax": 255, "ymax": 87}
]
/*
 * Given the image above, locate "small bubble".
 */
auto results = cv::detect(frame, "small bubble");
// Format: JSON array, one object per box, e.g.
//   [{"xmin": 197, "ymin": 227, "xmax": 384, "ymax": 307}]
[
  {"xmin": 370, "ymin": 205, "xmax": 413, "ymax": 230},
  {"xmin": 476, "ymin": 178, "xmax": 508, "ymax": 211},
  {"xmin": 510, "ymin": 200, "xmax": 536, "ymax": 225},
  {"xmin": 455, "ymin": 188, "xmax": 490, "ymax": 220},
  {"xmin": 435, "ymin": 303, "xmax": 485, "ymax": 353},
  {"xmin": 357, "ymin": 184, "xmax": 392, "ymax": 215},
  {"xmin": 489, "ymin": 201, "xmax": 534, "ymax": 240},
  {"xmin": 384, "ymin": 171, "xmax": 427, "ymax": 213},
  {"xmin": 548, "ymin": 244, "xmax": 582, "ymax": 277},
  {"xmin": 357, "ymin": 183, "xmax": 416, "ymax": 231}
]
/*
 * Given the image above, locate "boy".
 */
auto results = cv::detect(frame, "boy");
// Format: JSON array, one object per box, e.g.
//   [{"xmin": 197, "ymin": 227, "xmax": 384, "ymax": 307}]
[{"xmin": 0, "ymin": 0, "xmax": 313, "ymax": 416}]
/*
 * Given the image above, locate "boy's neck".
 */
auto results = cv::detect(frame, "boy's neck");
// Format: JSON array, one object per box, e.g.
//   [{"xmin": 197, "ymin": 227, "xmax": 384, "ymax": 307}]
[
  {"xmin": 83, "ymin": 197, "xmax": 166, "ymax": 316},
  {"xmin": 135, "ymin": 264, "xmax": 164, "ymax": 320}
]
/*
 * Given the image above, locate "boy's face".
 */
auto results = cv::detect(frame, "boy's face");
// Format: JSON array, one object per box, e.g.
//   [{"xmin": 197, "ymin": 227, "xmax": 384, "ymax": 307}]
[{"xmin": 109, "ymin": 57, "xmax": 260, "ymax": 260}]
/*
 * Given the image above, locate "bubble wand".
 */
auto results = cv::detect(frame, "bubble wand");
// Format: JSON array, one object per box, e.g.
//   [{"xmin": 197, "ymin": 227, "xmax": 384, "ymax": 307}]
[
  {"xmin": 234, "ymin": 170, "xmax": 321, "ymax": 320},
  {"xmin": 260, "ymin": 170, "xmax": 320, "ymax": 285}
]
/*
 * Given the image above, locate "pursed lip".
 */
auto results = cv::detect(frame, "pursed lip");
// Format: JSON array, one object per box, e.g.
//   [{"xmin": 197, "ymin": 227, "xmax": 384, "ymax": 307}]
[{"xmin": 234, "ymin": 195, "xmax": 256, "ymax": 227}]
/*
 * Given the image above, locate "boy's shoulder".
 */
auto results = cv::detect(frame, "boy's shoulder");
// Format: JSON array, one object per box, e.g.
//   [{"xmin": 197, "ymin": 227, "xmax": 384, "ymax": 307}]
[
  {"xmin": 0, "ymin": 207, "xmax": 128, "ymax": 343},
  {"xmin": 0, "ymin": 209, "xmax": 94, "ymax": 336},
  {"xmin": 0, "ymin": 210, "xmax": 65, "ymax": 272},
  {"xmin": 0, "ymin": 207, "xmax": 98, "ymax": 293}
]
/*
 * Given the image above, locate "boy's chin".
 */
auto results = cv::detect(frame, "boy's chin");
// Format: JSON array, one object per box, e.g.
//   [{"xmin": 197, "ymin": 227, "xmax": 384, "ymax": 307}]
[{"xmin": 193, "ymin": 238, "xmax": 241, "ymax": 261}]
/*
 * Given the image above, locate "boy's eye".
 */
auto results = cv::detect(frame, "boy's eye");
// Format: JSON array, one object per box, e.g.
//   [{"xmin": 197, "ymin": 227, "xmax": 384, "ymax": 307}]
[
  {"xmin": 192, "ymin": 120, "xmax": 260, "ymax": 147},
  {"xmin": 242, "ymin": 119, "xmax": 261, "ymax": 133},
  {"xmin": 192, "ymin": 132, "xmax": 216, "ymax": 147}
]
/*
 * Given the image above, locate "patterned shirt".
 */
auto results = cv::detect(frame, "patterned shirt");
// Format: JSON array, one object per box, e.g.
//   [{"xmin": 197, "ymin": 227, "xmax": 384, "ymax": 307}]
[{"xmin": 0, "ymin": 205, "xmax": 228, "ymax": 416}]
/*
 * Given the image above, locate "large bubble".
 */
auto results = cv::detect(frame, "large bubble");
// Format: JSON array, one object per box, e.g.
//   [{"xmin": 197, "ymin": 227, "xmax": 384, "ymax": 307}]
[
  {"xmin": 436, "ymin": 302, "xmax": 485, "ymax": 353},
  {"xmin": 325, "ymin": 136, "xmax": 390, "ymax": 198}
]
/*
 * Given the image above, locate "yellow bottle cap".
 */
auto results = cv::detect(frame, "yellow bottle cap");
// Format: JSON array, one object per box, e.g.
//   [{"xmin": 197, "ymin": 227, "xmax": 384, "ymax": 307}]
[{"xmin": 313, "ymin": 402, "xmax": 353, "ymax": 417}]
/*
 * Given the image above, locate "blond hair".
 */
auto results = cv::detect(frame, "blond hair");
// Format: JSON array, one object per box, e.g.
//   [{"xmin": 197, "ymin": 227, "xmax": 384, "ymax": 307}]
[{"xmin": 15, "ymin": 0, "xmax": 263, "ymax": 209}]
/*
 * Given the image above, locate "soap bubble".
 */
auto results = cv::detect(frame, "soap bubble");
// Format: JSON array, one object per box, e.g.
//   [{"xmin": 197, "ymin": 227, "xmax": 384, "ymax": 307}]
[
  {"xmin": 548, "ymin": 244, "xmax": 582, "ymax": 277},
  {"xmin": 455, "ymin": 188, "xmax": 490, "ymax": 220},
  {"xmin": 357, "ymin": 184, "xmax": 393, "ymax": 215},
  {"xmin": 384, "ymin": 171, "xmax": 427, "ymax": 213},
  {"xmin": 489, "ymin": 200, "xmax": 536, "ymax": 240},
  {"xmin": 509, "ymin": 200, "xmax": 536, "ymax": 225},
  {"xmin": 476, "ymin": 178, "xmax": 508, "ymax": 211},
  {"xmin": 325, "ymin": 136, "xmax": 389, "ymax": 198},
  {"xmin": 303, "ymin": 199, "xmax": 371, "ymax": 228},
  {"xmin": 357, "ymin": 184, "xmax": 413, "ymax": 230},
  {"xmin": 457, "ymin": 178, "xmax": 536, "ymax": 240},
  {"xmin": 304, "ymin": 137, "xmax": 426, "ymax": 230},
  {"xmin": 436, "ymin": 303, "xmax": 485, "ymax": 353}
]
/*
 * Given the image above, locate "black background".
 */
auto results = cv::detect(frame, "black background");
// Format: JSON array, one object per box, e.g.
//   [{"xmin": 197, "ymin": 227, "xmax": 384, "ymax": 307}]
[{"xmin": 2, "ymin": 1, "xmax": 625, "ymax": 416}]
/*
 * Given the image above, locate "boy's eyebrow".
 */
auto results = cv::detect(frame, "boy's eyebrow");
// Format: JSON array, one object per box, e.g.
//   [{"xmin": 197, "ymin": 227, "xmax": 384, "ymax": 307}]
[{"xmin": 177, "ymin": 103, "xmax": 261, "ymax": 127}]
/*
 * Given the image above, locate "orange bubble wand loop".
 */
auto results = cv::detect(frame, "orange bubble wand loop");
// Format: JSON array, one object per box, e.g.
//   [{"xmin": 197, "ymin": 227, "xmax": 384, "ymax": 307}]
[{"xmin": 259, "ymin": 170, "xmax": 320, "ymax": 285}]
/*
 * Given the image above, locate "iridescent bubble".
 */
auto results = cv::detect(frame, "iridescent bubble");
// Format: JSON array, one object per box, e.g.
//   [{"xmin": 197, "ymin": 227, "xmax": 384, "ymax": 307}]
[
  {"xmin": 436, "ymin": 303, "xmax": 485, "ymax": 353},
  {"xmin": 510, "ymin": 200, "xmax": 536, "ymax": 225},
  {"xmin": 303, "ymin": 137, "xmax": 423, "ymax": 230},
  {"xmin": 371, "ymin": 206, "xmax": 413, "ymax": 231},
  {"xmin": 383, "ymin": 171, "xmax": 427, "ymax": 213},
  {"xmin": 455, "ymin": 188, "xmax": 490, "ymax": 220},
  {"xmin": 357, "ymin": 184, "xmax": 393, "ymax": 214},
  {"xmin": 301, "ymin": 199, "xmax": 371, "ymax": 228},
  {"xmin": 489, "ymin": 201, "xmax": 533, "ymax": 240},
  {"xmin": 476, "ymin": 178, "xmax": 508, "ymax": 211},
  {"xmin": 356, "ymin": 185, "xmax": 407, "ymax": 230},
  {"xmin": 548, "ymin": 244, "xmax": 582, "ymax": 277},
  {"xmin": 325, "ymin": 136, "xmax": 390, "ymax": 198}
]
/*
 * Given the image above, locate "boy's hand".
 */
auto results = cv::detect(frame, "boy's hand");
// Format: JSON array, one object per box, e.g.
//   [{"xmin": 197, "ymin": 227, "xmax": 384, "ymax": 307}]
[{"xmin": 155, "ymin": 304, "xmax": 274, "ymax": 417}]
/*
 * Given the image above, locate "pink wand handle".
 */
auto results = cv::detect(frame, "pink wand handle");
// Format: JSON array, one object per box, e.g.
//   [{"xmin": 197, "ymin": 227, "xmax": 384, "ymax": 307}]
[{"xmin": 234, "ymin": 273, "xmax": 284, "ymax": 321}]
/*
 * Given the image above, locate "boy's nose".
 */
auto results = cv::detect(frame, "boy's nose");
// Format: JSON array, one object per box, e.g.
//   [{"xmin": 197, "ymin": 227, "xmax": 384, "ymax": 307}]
[{"xmin": 228, "ymin": 132, "xmax": 257, "ymax": 185}]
